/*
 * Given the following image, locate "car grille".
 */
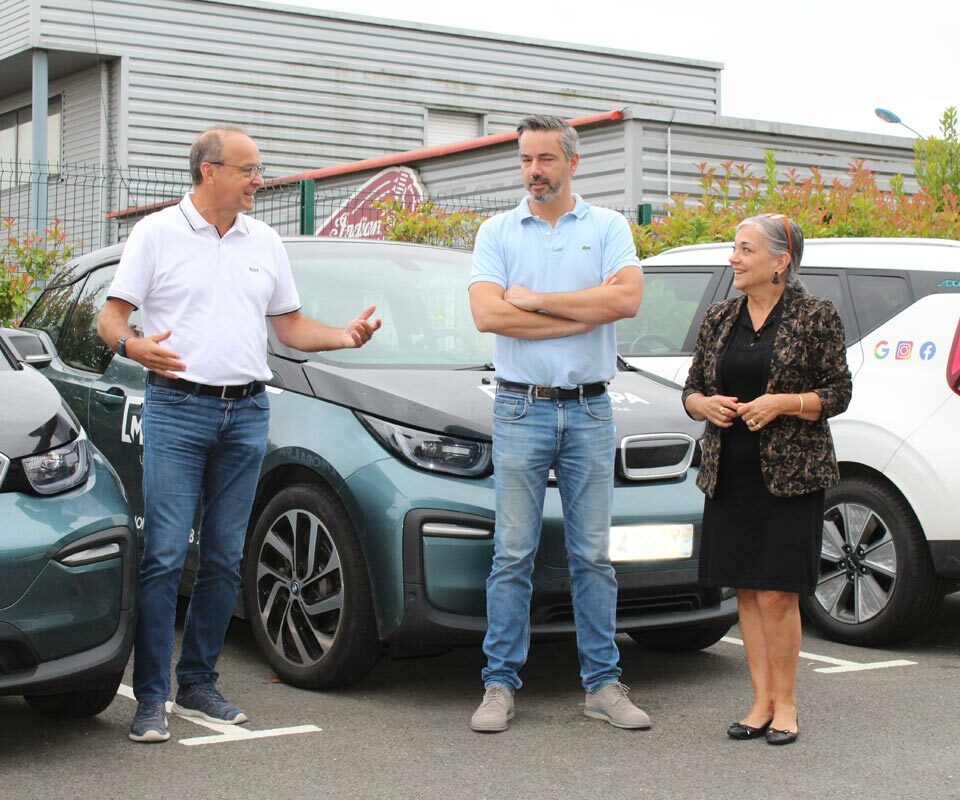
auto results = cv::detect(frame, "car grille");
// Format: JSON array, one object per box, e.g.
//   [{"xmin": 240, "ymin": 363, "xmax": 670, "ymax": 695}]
[
  {"xmin": 618, "ymin": 433, "xmax": 696, "ymax": 480},
  {"xmin": 531, "ymin": 591, "xmax": 706, "ymax": 625}
]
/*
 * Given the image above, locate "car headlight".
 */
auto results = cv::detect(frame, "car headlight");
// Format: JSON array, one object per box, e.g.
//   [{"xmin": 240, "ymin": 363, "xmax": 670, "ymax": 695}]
[
  {"xmin": 356, "ymin": 412, "xmax": 491, "ymax": 477},
  {"xmin": 22, "ymin": 430, "xmax": 90, "ymax": 495}
]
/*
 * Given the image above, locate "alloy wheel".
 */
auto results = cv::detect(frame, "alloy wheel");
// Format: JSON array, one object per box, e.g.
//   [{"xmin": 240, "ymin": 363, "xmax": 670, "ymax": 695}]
[
  {"xmin": 815, "ymin": 501, "xmax": 898, "ymax": 624},
  {"xmin": 254, "ymin": 507, "xmax": 343, "ymax": 668}
]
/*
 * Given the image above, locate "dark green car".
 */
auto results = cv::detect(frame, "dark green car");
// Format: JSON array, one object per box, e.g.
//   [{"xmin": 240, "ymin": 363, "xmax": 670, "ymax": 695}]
[
  {"xmin": 0, "ymin": 329, "xmax": 135, "ymax": 719},
  {"xmin": 18, "ymin": 237, "xmax": 736, "ymax": 689}
]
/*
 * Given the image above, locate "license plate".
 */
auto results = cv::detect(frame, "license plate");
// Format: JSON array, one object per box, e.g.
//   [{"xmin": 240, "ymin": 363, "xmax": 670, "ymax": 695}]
[{"xmin": 609, "ymin": 524, "xmax": 694, "ymax": 563}]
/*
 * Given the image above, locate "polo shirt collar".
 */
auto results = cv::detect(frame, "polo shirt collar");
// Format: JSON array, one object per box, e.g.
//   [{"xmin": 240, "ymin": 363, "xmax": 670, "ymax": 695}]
[
  {"xmin": 178, "ymin": 192, "xmax": 250, "ymax": 235},
  {"xmin": 516, "ymin": 194, "xmax": 590, "ymax": 223}
]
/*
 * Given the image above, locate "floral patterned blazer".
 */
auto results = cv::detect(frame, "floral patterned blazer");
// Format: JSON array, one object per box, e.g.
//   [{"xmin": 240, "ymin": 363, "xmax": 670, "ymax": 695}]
[{"xmin": 682, "ymin": 284, "xmax": 852, "ymax": 498}]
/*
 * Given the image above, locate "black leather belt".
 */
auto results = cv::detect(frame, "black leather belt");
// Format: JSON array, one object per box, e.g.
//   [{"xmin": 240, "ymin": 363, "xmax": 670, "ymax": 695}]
[
  {"xmin": 148, "ymin": 373, "xmax": 265, "ymax": 400},
  {"xmin": 497, "ymin": 380, "xmax": 607, "ymax": 400}
]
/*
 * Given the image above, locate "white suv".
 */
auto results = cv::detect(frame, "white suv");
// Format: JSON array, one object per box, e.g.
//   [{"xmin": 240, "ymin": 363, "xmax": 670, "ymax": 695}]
[{"xmin": 619, "ymin": 238, "xmax": 960, "ymax": 645}]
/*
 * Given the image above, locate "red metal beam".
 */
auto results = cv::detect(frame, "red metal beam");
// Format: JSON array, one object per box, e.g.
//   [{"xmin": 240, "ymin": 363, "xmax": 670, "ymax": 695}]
[{"xmin": 107, "ymin": 109, "xmax": 624, "ymax": 220}]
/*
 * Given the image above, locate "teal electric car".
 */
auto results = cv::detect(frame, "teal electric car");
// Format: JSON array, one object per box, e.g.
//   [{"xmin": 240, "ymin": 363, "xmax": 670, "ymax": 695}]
[
  {"xmin": 0, "ymin": 329, "xmax": 135, "ymax": 718},
  {"xmin": 15, "ymin": 238, "xmax": 736, "ymax": 689}
]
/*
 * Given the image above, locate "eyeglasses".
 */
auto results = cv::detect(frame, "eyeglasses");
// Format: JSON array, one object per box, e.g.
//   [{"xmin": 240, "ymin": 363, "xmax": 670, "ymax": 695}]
[{"xmin": 207, "ymin": 162, "xmax": 266, "ymax": 179}]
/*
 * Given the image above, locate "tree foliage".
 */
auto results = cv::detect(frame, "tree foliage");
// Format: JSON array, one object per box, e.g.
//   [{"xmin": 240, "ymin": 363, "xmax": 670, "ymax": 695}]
[
  {"xmin": 914, "ymin": 106, "xmax": 960, "ymax": 212},
  {"xmin": 1, "ymin": 218, "xmax": 75, "ymax": 327}
]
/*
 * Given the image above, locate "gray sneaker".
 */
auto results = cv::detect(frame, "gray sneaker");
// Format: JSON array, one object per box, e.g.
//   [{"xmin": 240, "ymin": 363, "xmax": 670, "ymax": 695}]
[
  {"xmin": 129, "ymin": 701, "xmax": 170, "ymax": 743},
  {"xmin": 584, "ymin": 683, "xmax": 651, "ymax": 729},
  {"xmin": 470, "ymin": 685, "xmax": 515, "ymax": 733},
  {"xmin": 172, "ymin": 682, "xmax": 247, "ymax": 725}
]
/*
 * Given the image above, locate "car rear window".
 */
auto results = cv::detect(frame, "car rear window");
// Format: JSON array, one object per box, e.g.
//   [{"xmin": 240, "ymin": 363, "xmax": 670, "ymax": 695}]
[{"xmin": 848, "ymin": 274, "xmax": 912, "ymax": 335}]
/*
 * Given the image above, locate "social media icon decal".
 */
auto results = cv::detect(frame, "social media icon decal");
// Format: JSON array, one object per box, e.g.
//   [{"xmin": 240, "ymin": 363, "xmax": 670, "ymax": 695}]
[
  {"xmin": 895, "ymin": 341, "xmax": 913, "ymax": 360},
  {"xmin": 919, "ymin": 342, "xmax": 937, "ymax": 361},
  {"xmin": 874, "ymin": 340, "xmax": 889, "ymax": 359}
]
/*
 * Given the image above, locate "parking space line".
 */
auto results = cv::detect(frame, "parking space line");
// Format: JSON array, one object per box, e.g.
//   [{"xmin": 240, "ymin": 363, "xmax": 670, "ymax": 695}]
[
  {"xmin": 117, "ymin": 684, "xmax": 322, "ymax": 746},
  {"xmin": 720, "ymin": 636, "xmax": 917, "ymax": 673}
]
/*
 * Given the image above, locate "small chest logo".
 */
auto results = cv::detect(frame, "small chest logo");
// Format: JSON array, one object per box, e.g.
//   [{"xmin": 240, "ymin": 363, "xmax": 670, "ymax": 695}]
[{"xmin": 249, "ymin": 266, "xmax": 260, "ymax": 273}]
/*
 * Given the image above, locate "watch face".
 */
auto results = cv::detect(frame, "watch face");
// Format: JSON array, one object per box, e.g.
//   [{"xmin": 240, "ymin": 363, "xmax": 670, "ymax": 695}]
[{"xmin": 118, "ymin": 337, "xmax": 127, "ymax": 358}]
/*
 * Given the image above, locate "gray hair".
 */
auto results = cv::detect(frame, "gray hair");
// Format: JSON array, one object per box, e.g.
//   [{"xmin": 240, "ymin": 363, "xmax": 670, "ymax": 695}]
[
  {"xmin": 736, "ymin": 214, "xmax": 804, "ymax": 288},
  {"xmin": 516, "ymin": 114, "xmax": 579, "ymax": 160},
  {"xmin": 189, "ymin": 124, "xmax": 249, "ymax": 185}
]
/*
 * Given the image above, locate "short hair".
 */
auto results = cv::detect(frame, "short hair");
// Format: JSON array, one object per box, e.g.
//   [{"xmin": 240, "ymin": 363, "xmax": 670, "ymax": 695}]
[
  {"xmin": 737, "ymin": 213, "xmax": 804, "ymax": 287},
  {"xmin": 189, "ymin": 124, "xmax": 248, "ymax": 185},
  {"xmin": 516, "ymin": 114, "xmax": 579, "ymax": 160}
]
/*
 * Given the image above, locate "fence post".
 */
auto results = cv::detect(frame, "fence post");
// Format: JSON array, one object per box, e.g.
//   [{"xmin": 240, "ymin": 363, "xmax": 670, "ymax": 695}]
[
  {"xmin": 637, "ymin": 203, "xmax": 653, "ymax": 226},
  {"xmin": 299, "ymin": 179, "xmax": 316, "ymax": 235}
]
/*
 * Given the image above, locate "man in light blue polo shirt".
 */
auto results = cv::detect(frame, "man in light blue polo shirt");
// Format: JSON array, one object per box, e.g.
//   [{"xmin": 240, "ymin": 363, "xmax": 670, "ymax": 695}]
[{"xmin": 467, "ymin": 114, "xmax": 647, "ymax": 733}]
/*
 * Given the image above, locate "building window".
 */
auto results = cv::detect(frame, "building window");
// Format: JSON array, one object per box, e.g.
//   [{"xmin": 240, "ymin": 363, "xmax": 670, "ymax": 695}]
[
  {"xmin": 426, "ymin": 109, "xmax": 482, "ymax": 148},
  {"xmin": 0, "ymin": 96, "xmax": 62, "ymax": 166}
]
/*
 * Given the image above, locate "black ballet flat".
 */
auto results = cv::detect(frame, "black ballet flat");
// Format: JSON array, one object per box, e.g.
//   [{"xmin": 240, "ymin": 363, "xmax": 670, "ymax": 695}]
[
  {"xmin": 727, "ymin": 719, "xmax": 772, "ymax": 740},
  {"xmin": 766, "ymin": 725, "xmax": 799, "ymax": 745}
]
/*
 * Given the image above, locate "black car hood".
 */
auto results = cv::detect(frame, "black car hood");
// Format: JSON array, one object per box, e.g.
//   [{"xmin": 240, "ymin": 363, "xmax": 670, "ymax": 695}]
[
  {"xmin": 302, "ymin": 363, "xmax": 703, "ymax": 441},
  {"xmin": 0, "ymin": 368, "xmax": 78, "ymax": 459}
]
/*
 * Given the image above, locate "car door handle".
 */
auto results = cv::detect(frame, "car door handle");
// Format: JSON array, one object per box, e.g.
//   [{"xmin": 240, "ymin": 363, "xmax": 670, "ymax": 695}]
[{"xmin": 95, "ymin": 388, "xmax": 126, "ymax": 406}]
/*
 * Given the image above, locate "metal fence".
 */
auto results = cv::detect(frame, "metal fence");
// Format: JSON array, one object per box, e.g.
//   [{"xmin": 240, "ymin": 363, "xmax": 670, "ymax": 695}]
[{"xmin": 2, "ymin": 160, "xmax": 655, "ymax": 260}]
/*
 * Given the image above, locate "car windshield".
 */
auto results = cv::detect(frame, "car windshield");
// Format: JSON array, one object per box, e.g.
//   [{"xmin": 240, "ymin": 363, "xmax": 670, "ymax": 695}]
[{"xmin": 283, "ymin": 239, "xmax": 494, "ymax": 368}]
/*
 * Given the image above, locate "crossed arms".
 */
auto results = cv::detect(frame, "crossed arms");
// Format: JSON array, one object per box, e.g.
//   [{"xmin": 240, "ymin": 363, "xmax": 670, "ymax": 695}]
[{"xmin": 468, "ymin": 265, "xmax": 643, "ymax": 340}]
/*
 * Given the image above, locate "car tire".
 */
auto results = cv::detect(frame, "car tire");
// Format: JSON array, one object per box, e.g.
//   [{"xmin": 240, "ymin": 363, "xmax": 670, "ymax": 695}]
[
  {"xmin": 627, "ymin": 622, "xmax": 732, "ymax": 652},
  {"xmin": 243, "ymin": 483, "xmax": 381, "ymax": 689},
  {"xmin": 23, "ymin": 670, "xmax": 123, "ymax": 719},
  {"xmin": 801, "ymin": 477, "xmax": 944, "ymax": 646}
]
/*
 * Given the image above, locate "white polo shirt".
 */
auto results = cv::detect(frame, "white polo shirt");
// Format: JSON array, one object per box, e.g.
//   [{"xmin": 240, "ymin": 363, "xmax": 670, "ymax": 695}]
[{"xmin": 109, "ymin": 193, "xmax": 300, "ymax": 385}]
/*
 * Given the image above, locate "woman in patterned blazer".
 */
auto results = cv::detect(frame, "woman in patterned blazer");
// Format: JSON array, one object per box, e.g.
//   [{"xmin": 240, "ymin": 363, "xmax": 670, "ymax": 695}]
[{"xmin": 682, "ymin": 214, "xmax": 852, "ymax": 745}]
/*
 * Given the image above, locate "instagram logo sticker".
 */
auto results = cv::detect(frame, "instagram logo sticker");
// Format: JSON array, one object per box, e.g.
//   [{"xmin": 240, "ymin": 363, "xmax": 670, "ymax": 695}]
[{"xmin": 895, "ymin": 341, "xmax": 913, "ymax": 360}]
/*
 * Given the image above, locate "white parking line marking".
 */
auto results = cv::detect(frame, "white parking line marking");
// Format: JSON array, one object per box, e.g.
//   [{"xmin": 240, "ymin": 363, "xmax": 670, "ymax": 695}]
[
  {"xmin": 117, "ymin": 683, "xmax": 321, "ymax": 746},
  {"xmin": 720, "ymin": 636, "xmax": 917, "ymax": 673}
]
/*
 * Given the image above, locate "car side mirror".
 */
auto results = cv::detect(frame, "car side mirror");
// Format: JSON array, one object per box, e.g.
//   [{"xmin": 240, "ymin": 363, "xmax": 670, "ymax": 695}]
[{"xmin": 2, "ymin": 327, "xmax": 54, "ymax": 369}]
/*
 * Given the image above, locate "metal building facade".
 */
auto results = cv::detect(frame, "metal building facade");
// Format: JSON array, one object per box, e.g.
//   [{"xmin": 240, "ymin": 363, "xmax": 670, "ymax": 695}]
[{"xmin": 0, "ymin": 0, "xmax": 722, "ymax": 172}]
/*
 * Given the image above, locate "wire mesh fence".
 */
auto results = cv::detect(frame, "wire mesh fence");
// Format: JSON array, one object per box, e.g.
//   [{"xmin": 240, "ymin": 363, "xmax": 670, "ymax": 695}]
[{"xmin": 2, "ymin": 159, "xmax": 655, "ymax": 262}]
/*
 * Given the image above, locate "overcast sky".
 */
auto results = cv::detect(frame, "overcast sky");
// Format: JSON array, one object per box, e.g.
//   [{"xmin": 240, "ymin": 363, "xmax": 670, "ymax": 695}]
[{"xmin": 279, "ymin": 0, "xmax": 958, "ymax": 141}]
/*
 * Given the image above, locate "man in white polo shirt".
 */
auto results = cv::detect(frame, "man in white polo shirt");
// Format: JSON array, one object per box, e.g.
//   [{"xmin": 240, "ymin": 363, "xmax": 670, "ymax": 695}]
[
  {"xmin": 98, "ymin": 125, "xmax": 381, "ymax": 744},
  {"xmin": 467, "ymin": 115, "xmax": 646, "ymax": 733}
]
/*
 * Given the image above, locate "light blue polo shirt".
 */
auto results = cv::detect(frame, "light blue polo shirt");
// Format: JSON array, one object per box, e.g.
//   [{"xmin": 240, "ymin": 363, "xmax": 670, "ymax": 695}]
[{"xmin": 469, "ymin": 195, "xmax": 640, "ymax": 387}]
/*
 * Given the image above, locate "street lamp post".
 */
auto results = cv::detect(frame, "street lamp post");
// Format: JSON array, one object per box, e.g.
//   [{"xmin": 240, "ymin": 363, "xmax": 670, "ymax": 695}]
[{"xmin": 874, "ymin": 107, "xmax": 925, "ymax": 138}]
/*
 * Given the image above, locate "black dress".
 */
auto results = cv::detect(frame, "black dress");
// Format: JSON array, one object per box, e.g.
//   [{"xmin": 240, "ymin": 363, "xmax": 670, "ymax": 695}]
[{"xmin": 699, "ymin": 298, "xmax": 824, "ymax": 594}]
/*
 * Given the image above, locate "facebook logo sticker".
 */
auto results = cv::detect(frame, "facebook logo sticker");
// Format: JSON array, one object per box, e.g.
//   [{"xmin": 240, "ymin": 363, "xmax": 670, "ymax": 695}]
[{"xmin": 919, "ymin": 342, "xmax": 937, "ymax": 361}]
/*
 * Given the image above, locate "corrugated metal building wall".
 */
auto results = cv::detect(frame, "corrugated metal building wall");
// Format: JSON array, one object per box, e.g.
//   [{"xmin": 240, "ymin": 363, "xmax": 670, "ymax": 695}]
[
  {"xmin": 10, "ymin": 0, "xmax": 721, "ymax": 172},
  {"xmin": 0, "ymin": 0, "xmax": 30, "ymax": 61}
]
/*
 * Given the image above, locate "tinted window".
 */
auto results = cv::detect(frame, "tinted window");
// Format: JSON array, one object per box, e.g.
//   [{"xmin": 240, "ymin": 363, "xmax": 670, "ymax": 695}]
[
  {"xmin": 727, "ymin": 271, "xmax": 859, "ymax": 346},
  {"xmin": 618, "ymin": 271, "xmax": 716, "ymax": 355},
  {"xmin": 21, "ymin": 280, "xmax": 85, "ymax": 347},
  {"xmin": 283, "ymin": 241, "xmax": 492, "ymax": 366},
  {"xmin": 849, "ymin": 274, "xmax": 912, "ymax": 335},
  {"xmin": 58, "ymin": 265, "xmax": 120, "ymax": 373}
]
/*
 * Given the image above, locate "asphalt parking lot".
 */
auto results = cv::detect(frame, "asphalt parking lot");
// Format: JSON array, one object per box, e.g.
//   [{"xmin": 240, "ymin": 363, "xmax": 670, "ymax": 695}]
[{"xmin": 3, "ymin": 595, "xmax": 959, "ymax": 800}]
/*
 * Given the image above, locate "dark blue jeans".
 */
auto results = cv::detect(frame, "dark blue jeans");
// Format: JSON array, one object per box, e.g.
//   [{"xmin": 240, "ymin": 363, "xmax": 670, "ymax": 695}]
[{"xmin": 133, "ymin": 383, "xmax": 269, "ymax": 703}]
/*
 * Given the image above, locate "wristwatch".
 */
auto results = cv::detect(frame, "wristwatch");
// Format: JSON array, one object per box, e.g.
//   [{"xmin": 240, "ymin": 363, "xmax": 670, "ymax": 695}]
[{"xmin": 117, "ymin": 336, "xmax": 131, "ymax": 358}]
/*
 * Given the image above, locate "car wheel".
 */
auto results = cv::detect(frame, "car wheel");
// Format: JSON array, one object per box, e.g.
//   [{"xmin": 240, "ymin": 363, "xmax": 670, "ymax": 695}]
[
  {"xmin": 23, "ymin": 671, "xmax": 123, "ymax": 719},
  {"xmin": 243, "ymin": 483, "xmax": 381, "ymax": 689},
  {"xmin": 801, "ymin": 477, "xmax": 944, "ymax": 646},
  {"xmin": 627, "ymin": 622, "xmax": 732, "ymax": 652}
]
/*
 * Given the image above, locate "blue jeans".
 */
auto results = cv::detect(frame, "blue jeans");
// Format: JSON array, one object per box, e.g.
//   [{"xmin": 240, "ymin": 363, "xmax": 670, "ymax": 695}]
[
  {"xmin": 481, "ymin": 388, "xmax": 621, "ymax": 693},
  {"xmin": 133, "ymin": 384, "xmax": 269, "ymax": 703}
]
